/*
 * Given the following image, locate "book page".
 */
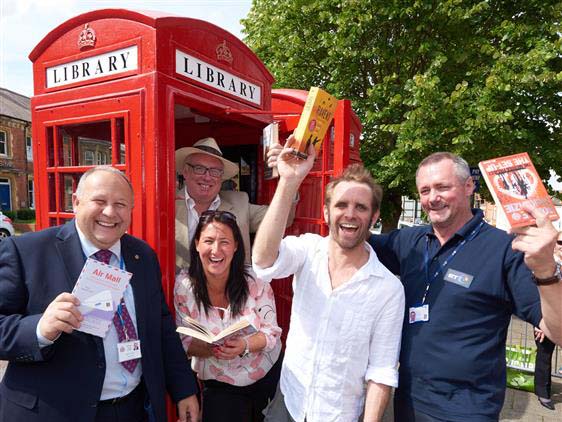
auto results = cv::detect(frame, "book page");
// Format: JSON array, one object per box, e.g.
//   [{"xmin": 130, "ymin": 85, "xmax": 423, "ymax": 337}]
[
  {"xmin": 176, "ymin": 317, "xmax": 257, "ymax": 345},
  {"xmin": 213, "ymin": 319, "xmax": 257, "ymax": 343},
  {"xmin": 183, "ymin": 316, "xmax": 213, "ymax": 337},
  {"xmin": 72, "ymin": 258, "xmax": 132, "ymax": 337},
  {"xmin": 263, "ymin": 122, "xmax": 279, "ymax": 180},
  {"xmin": 176, "ymin": 326, "xmax": 213, "ymax": 344}
]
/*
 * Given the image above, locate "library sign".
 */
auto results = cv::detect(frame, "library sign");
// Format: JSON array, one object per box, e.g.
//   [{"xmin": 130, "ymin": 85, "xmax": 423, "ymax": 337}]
[
  {"xmin": 46, "ymin": 45, "xmax": 138, "ymax": 88},
  {"xmin": 175, "ymin": 49, "xmax": 261, "ymax": 106}
]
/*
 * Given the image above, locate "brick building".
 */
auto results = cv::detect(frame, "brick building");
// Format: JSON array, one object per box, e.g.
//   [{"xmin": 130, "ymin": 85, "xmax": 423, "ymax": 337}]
[{"xmin": 0, "ymin": 87, "xmax": 34, "ymax": 211}]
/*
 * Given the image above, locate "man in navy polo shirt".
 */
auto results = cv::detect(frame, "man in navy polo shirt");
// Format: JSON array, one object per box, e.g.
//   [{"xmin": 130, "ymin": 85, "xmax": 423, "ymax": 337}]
[{"xmin": 369, "ymin": 152, "xmax": 560, "ymax": 421}]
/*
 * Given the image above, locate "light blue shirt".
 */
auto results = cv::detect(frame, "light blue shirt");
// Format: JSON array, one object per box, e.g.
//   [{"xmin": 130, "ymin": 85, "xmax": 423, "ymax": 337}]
[{"xmin": 36, "ymin": 223, "xmax": 142, "ymax": 400}]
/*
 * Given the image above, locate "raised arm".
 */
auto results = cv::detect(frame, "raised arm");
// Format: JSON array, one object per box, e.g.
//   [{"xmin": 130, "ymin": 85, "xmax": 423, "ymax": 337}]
[
  {"xmin": 252, "ymin": 136, "xmax": 315, "ymax": 268},
  {"xmin": 510, "ymin": 205, "xmax": 562, "ymax": 345}
]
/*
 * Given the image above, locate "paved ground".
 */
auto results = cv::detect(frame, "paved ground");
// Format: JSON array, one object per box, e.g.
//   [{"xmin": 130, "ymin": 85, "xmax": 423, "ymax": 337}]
[{"xmin": 379, "ymin": 378, "xmax": 562, "ymax": 421}]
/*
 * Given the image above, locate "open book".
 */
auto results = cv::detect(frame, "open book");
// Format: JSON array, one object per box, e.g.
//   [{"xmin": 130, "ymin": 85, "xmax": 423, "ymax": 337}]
[
  {"xmin": 176, "ymin": 316, "xmax": 257, "ymax": 345},
  {"xmin": 478, "ymin": 152, "xmax": 559, "ymax": 228}
]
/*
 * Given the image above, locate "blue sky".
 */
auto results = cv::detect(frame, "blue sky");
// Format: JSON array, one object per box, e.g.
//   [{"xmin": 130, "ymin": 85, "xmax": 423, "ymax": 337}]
[{"xmin": 0, "ymin": 0, "xmax": 252, "ymax": 97}]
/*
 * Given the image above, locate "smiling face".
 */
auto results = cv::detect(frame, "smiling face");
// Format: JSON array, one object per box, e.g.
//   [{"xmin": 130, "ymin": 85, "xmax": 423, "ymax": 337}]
[
  {"xmin": 195, "ymin": 221, "xmax": 238, "ymax": 282},
  {"xmin": 324, "ymin": 181, "xmax": 378, "ymax": 251},
  {"xmin": 72, "ymin": 170, "xmax": 133, "ymax": 249},
  {"xmin": 182, "ymin": 153, "xmax": 224, "ymax": 208},
  {"xmin": 416, "ymin": 158, "xmax": 474, "ymax": 232}
]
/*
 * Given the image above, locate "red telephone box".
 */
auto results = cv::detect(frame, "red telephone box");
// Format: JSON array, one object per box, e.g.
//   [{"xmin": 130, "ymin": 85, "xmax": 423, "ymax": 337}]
[
  {"xmin": 28, "ymin": 8, "xmax": 362, "ymax": 419},
  {"xmin": 29, "ymin": 8, "xmax": 274, "ymax": 294}
]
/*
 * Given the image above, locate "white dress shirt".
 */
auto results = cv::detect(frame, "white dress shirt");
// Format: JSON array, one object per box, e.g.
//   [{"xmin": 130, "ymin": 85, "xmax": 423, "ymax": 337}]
[
  {"xmin": 184, "ymin": 187, "xmax": 221, "ymax": 245},
  {"xmin": 254, "ymin": 233, "xmax": 404, "ymax": 422},
  {"xmin": 36, "ymin": 224, "xmax": 143, "ymax": 399}
]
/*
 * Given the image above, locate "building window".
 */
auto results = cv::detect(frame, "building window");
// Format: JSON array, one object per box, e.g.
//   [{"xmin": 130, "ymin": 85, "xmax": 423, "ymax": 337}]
[
  {"xmin": 84, "ymin": 150, "xmax": 94, "ymax": 165},
  {"xmin": 0, "ymin": 131, "xmax": 7, "ymax": 156},
  {"xmin": 28, "ymin": 179, "xmax": 35, "ymax": 209},
  {"xmin": 96, "ymin": 151, "xmax": 108, "ymax": 165},
  {"xmin": 26, "ymin": 136, "xmax": 33, "ymax": 161}
]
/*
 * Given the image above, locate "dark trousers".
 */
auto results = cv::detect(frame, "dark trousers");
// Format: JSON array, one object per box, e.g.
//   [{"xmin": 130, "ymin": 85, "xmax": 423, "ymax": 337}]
[
  {"xmin": 534, "ymin": 335, "xmax": 556, "ymax": 399},
  {"xmin": 95, "ymin": 382, "xmax": 147, "ymax": 422},
  {"xmin": 393, "ymin": 394, "xmax": 450, "ymax": 422},
  {"xmin": 201, "ymin": 355, "xmax": 282, "ymax": 422}
]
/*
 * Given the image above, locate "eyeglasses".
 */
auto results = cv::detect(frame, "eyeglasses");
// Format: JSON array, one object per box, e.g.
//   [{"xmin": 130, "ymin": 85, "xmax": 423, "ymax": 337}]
[
  {"xmin": 200, "ymin": 210, "xmax": 237, "ymax": 221},
  {"xmin": 185, "ymin": 162, "xmax": 224, "ymax": 178}
]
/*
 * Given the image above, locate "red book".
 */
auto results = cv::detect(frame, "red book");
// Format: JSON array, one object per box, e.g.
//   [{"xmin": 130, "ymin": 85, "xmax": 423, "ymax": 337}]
[{"xmin": 478, "ymin": 152, "xmax": 559, "ymax": 228}]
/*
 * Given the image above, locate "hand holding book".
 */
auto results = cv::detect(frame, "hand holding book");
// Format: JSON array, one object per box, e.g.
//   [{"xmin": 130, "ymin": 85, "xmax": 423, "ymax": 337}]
[
  {"xmin": 176, "ymin": 315, "xmax": 257, "ymax": 345},
  {"xmin": 211, "ymin": 337, "xmax": 247, "ymax": 360},
  {"xmin": 478, "ymin": 152, "xmax": 558, "ymax": 228},
  {"xmin": 510, "ymin": 202, "xmax": 559, "ymax": 279}
]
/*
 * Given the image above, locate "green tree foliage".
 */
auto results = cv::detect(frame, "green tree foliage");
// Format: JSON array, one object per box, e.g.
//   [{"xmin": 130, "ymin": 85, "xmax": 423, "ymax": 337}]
[{"xmin": 243, "ymin": 0, "xmax": 561, "ymax": 229}]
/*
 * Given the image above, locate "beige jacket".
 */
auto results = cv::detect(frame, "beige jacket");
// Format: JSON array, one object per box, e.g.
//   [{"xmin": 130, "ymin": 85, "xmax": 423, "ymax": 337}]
[{"xmin": 175, "ymin": 190, "xmax": 268, "ymax": 273}]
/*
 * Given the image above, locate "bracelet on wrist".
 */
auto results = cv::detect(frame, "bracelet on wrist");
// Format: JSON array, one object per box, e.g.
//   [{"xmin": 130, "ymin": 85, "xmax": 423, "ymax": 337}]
[
  {"xmin": 532, "ymin": 262, "xmax": 562, "ymax": 286},
  {"xmin": 239, "ymin": 337, "xmax": 250, "ymax": 358}
]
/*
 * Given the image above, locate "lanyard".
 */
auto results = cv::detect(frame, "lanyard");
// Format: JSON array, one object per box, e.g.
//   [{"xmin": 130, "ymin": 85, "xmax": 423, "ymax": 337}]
[
  {"xmin": 421, "ymin": 221, "xmax": 484, "ymax": 305},
  {"xmin": 115, "ymin": 301, "xmax": 130, "ymax": 341},
  {"xmin": 113, "ymin": 255, "xmax": 129, "ymax": 339}
]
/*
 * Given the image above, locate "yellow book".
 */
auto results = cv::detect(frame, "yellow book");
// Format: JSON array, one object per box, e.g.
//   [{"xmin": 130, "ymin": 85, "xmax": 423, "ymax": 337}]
[{"xmin": 293, "ymin": 87, "xmax": 338, "ymax": 159}]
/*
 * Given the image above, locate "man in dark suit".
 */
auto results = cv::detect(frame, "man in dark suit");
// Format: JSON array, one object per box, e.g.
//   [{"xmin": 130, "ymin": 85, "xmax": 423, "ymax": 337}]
[{"xmin": 0, "ymin": 166, "xmax": 198, "ymax": 422}]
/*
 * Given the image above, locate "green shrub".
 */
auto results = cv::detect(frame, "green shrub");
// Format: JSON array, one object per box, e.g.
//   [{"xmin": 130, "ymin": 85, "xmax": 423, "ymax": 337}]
[
  {"xmin": 16, "ymin": 208, "xmax": 36, "ymax": 221},
  {"xmin": 2, "ymin": 210, "xmax": 16, "ymax": 220}
]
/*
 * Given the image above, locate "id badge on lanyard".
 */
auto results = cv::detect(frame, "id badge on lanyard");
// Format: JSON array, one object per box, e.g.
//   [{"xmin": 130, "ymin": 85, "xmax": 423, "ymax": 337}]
[{"xmin": 409, "ymin": 304, "xmax": 429, "ymax": 324}]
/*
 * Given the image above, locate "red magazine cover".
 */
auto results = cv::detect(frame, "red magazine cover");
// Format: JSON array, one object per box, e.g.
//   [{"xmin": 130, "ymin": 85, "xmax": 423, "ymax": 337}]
[{"xmin": 478, "ymin": 152, "xmax": 559, "ymax": 228}]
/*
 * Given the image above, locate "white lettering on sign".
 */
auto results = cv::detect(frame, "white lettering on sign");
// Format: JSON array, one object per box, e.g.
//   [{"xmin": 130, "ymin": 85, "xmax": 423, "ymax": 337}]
[
  {"xmin": 46, "ymin": 46, "xmax": 138, "ymax": 88},
  {"xmin": 175, "ymin": 50, "xmax": 261, "ymax": 106}
]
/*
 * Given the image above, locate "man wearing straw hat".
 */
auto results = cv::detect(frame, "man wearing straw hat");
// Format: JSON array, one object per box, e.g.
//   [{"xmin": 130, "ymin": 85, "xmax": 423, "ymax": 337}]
[{"xmin": 175, "ymin": 137, "xmax": 295, "ymax": 272}]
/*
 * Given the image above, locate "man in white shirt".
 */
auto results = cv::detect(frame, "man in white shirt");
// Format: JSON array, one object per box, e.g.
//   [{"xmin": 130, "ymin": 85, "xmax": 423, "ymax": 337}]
[{"xmin": 252, "ymin": 139, "xmax": 404, "ymax": 422}]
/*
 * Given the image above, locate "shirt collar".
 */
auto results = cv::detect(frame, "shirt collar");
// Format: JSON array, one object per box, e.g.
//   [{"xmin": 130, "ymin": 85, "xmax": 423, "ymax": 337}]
[
  {"xmin": 425, "ymin": 208, "xmax": 485, "ymax": 241},
  {"xmin": 75, "ymin": 221, "xmax": 121, "ymax": 260},
  {"xmin": 322, "ymin": 238, "xmax": 385, "ymax": 282},
  {"xmin": 183, "ymin": 186, "xmax": 221, "ymax": 211}
]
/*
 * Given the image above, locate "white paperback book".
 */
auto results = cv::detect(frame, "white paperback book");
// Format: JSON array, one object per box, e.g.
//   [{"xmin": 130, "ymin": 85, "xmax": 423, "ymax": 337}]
[{"xmin": 72, "ymin": 258, "xmax": 132, "ymax": 337}]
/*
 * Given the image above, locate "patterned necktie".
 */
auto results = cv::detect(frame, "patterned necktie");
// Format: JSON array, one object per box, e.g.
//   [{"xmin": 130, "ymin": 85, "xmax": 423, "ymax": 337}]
[{"xmin": 93, "ymin": 250, "xmax": 139, "ymax": 373}]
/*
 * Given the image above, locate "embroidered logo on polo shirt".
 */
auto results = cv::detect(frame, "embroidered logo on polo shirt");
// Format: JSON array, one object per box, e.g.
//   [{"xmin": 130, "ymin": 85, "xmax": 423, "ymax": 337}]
[{"xmin": 444, "ymin": 269, "xmax": 474, "ymax": 288}]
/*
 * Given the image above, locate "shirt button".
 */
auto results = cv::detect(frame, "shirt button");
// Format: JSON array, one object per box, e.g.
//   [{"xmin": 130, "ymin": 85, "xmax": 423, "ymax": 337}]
[{"xmin": 97, "ymin": 362, "xmax": 105, "ymax": 369}]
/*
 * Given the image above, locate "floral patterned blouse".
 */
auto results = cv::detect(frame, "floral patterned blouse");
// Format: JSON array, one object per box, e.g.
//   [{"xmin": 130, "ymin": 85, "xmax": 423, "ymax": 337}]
[{"xmin": 174, "ymin": 270, "xmax": 282, "ymax": 387}]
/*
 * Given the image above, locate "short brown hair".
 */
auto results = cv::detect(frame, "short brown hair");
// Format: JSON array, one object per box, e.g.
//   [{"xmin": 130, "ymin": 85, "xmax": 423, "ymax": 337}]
[{"xmin": 324, "ymin": 163, "xmax": 383, "ymax": 212}]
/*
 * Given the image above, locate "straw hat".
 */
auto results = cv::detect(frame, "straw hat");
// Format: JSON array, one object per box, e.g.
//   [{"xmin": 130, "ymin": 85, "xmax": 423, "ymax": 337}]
[{"xmin": 175, "ymin": 137, "xmax": 239, "ymax": 180}]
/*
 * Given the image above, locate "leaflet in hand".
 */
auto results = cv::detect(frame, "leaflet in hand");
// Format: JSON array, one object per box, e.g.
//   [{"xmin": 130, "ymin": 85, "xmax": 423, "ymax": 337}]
[
  {"xmin": 72, "ymin": 258, "xmax": 132, "ymax": 337},
  {"xmin": 176, "ymin": 316, "xmax": 257, "ymax": 345}
]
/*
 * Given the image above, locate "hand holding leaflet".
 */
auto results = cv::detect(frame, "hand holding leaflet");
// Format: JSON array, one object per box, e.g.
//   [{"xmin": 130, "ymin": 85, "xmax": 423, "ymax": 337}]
[{"xmin": 72, "ymin": 258, "xmax": 132, "ymax": 337}]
